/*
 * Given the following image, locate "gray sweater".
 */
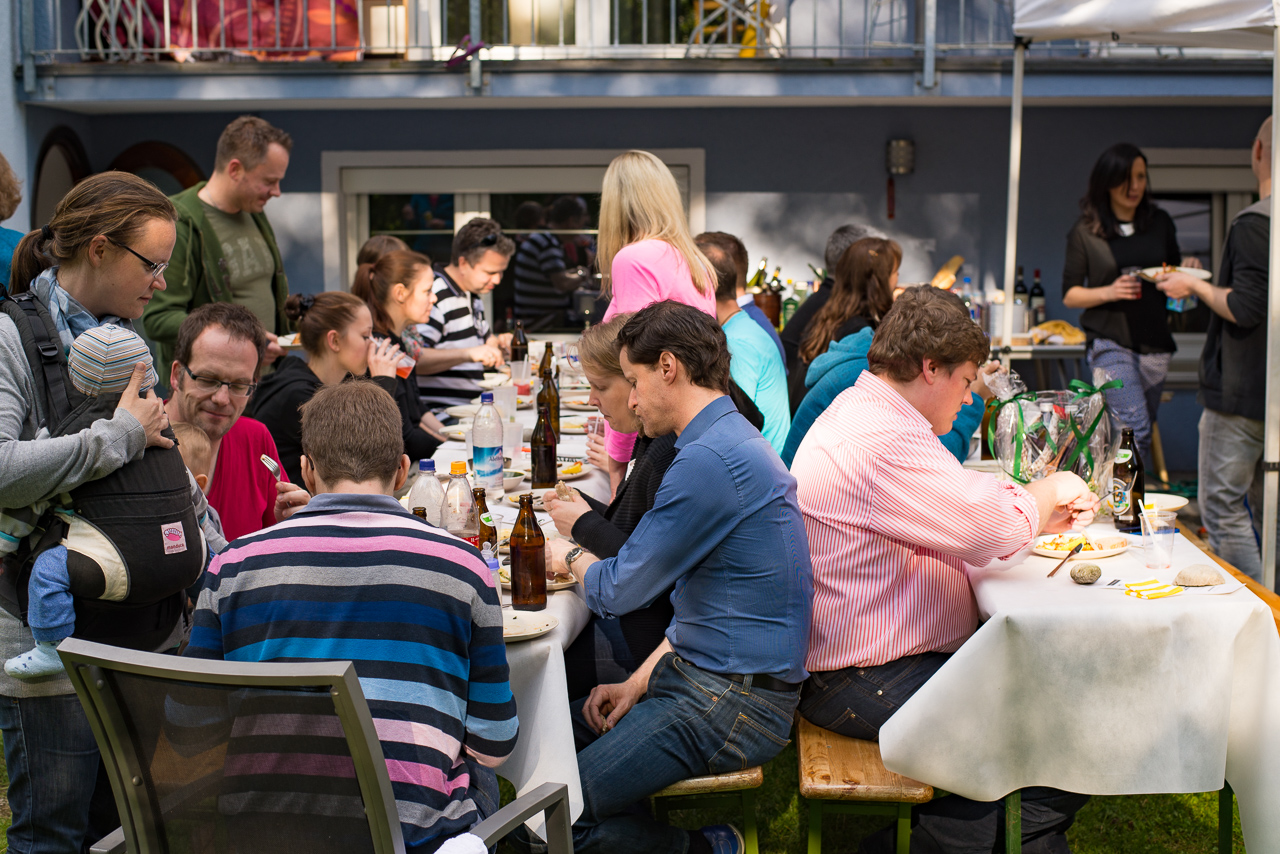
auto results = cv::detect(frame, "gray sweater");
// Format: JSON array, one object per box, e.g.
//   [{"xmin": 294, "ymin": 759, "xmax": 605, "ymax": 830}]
[{"xmin": 0, "ymin": 310, "xmax": 149, "ymax": 698}]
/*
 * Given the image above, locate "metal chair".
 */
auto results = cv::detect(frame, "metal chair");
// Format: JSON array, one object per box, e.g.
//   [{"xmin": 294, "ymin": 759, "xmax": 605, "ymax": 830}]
[{"xmin": 58, "ymin": 638, "xmax": 573, "ymax": 854}]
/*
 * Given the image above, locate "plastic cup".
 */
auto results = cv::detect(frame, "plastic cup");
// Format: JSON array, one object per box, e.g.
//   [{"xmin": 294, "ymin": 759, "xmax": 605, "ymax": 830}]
[
  {"xmin": 510, "ymin": 359, "xmax": 531, "ymax": 383},
  {"xmin": 492, "ymin": 385, "xmax": 518, "ymax": 420},
  {"xmin": 395, "ymin": 354, "xmax": 416, "ymax": 379},
  {"xmin": 1140, "ymin": 509, "xmax": 1178, "ymax": 571}
]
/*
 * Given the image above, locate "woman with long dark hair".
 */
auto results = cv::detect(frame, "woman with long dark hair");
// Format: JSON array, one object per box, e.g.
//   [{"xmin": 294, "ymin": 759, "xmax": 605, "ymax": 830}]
[
  {"xmin": 1062, "ymin": 143, "xmax": 1197, "ymax": 465},
  {"xmin": 351, "ymin": 249, "xmax": 445, "ymax": 462},
  {"xmin": 787, "ymin": 237, "xmax": 900, "ymax": 413}
]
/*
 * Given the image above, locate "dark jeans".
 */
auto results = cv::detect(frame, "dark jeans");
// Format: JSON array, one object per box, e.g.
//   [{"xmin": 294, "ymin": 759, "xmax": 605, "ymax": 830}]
[
  {"xmin": 515, "ymin": 653, "xmax": 799, "ymax": 854},
  {"xmin": 0, "ymin": 693, "xmax": 120, "ymax": 854},
  {"xmin": 800, "ymin": 653, "xmax": 1089, "ymax": 854}
]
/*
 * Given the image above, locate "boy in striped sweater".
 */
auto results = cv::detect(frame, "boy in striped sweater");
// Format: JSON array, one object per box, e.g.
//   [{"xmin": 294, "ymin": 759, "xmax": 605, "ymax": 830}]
[{"xmin": 185, "ymin": 379, "xmax": 517, "ymax": 852}]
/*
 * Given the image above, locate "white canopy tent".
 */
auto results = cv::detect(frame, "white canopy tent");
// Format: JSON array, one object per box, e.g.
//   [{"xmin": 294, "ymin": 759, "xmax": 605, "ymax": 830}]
[{"xmin": 1004, "ymin": 0, "xmax": 1280, "ymax": 589}]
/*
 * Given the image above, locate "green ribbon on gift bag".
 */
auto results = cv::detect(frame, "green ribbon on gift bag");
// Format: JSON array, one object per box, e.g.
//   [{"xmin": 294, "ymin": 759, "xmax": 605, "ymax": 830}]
[
  {"xmin": 1060, "ymin": 378, "xmax": 1123, "ymax": 480},
  {"xmin": 987, "ymin": 393, "xmax": 1056, "ymax": 484}
]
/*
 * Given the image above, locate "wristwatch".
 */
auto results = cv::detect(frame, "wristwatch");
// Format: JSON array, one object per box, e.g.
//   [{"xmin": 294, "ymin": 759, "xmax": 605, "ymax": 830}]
[{"xmin": 564, "ymin": 546, "xmax": 586, "ymax": 572}]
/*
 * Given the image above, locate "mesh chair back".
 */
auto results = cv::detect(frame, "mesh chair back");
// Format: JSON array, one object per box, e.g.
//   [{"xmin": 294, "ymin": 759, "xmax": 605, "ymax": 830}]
[{"xmin": 58, "ymin": 638, "xmax": 405, "ymax": 854}]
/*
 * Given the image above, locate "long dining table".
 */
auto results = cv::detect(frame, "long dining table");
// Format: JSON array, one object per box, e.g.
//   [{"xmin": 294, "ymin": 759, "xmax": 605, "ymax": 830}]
[
  {"xmin": 878, "ymin": 522, "xmax": 1280, "ymax": 852},
  {"xmin": 428, "ymin": 362, "xmax": 607, "ymax": 833}
]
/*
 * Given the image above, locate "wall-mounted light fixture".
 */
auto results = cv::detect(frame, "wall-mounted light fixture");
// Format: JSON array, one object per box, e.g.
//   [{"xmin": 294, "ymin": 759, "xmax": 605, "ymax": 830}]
[{"xmin": 885, "ymin": 138, "xmax": 915, "ymax": 220}]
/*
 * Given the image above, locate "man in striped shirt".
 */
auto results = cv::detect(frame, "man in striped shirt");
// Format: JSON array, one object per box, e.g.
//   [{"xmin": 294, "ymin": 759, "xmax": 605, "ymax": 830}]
[
  {"xmin": 185, "ymin": 380, "xmax": 517, "ymax": 852},
  {"xmin": 414, "ymin": 218, "xmax": 516, "ymax": 409},
  {"xmin": 513, "ymin": 196, "xmax": 594, "ymax": 327},
  {"xmin": 791, "ymin": 286, "xmax": 1099, "ymax": 853}
]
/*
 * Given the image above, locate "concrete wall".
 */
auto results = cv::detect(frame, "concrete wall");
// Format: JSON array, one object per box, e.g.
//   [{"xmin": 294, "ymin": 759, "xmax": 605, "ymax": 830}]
[{"xmin": 20, "ymin": 101, "xmax": 1272, "ymax": 470}]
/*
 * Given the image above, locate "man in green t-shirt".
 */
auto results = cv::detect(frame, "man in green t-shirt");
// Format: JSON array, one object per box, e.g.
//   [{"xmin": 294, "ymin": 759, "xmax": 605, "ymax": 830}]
[{"xmin": 144, "ymin": 115, "xmax": 292, "ymax": 374}]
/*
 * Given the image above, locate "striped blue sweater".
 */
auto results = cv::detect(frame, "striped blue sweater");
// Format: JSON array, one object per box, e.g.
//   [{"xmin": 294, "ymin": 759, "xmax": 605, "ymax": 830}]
[{"xmin": 185, "ymin": 492, "xmax": 517, "ymax": 851}]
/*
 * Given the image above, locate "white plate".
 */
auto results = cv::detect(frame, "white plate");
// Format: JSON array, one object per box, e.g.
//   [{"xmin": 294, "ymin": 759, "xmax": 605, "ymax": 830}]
[
  {"xmin": 496, "ymin": 527, "xmax": 561, "ymax": 554},
  {"xmin": 478, "ymin": 373, "xmax": 512, "ymax": 389},
  {"xmin": 446, "ymin": 405, "xmax": 479, "ymax": 419},
  {"xmin": 498, "ymin": 566, "xmax": 577, "ymax": 591},
  {"xmin": 1144, "ymin": 492, "xmax": 1190, "ymax": 512},
  {"xmin": 1140, "ymin": 265, "xmax": 1211, "ymax": 282},
  {"xmin": 443, "ymin": 427, "xmax": 469, "ymax": 442},
  {"xmin": 562, "ymin": 400, "xmax": 597, "ymax": 412},
  {"xmin": 1032, "ymin": 534, "xmax": 1130, "ymax": 561},
  {"xmin": 502, "ymin": 610, "xmax": 559, "ymax": 643},
  {"xmin": 471, "ymin": 395, "xmax": 533, "ymax": 409},
  {"xmin": 277, "ymin": 333, "xmax": 303, "ymax": 349},
  {"xmin": 506, "ymin": 492, "xmax": 546, "ymax": 509},
  {"xmin": 557, "ymin": 462, "xmax": 591, "ymax": 481},
  {"xmin": 560, "ymin": 418, "xmax": 590, "ymax": 435}
]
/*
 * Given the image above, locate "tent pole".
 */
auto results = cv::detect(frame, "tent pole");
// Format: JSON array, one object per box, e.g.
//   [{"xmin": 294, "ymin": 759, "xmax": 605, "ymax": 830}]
[
  {"xmin": 1262, "ymin": 26, "xmax": 1280, "ymax": 590},
  {"xmin": 1001, "ymin": 38, "xmax": 1026, "ymax": 348}
]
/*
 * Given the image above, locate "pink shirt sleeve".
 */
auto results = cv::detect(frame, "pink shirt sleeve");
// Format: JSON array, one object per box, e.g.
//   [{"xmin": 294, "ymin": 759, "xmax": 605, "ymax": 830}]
[{"xmin": 602, "ymin": 240, "xmax": 715, "ymax": 460}]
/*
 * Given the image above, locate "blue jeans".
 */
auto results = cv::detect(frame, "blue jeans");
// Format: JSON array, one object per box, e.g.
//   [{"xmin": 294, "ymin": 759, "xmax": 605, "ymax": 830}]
[
  {"xmin": 1087, "ymin": 338, "xmax": 1171, "ymax": 467},
  {"xmin": 800, "ymin": 653, "xmax": 1089, "ymax": 854},
  {"xmin": 1198, "ymin": 408, "xmax": 1274, "ymax": 583},
  {"xmin": 28, "ymin": 546, "xmax": 76, "ymax": 643},
  {"xmin": 518, "ymin": 653, "xmax": 798, "ymax": 854},
  {"xmin": 0, "ymin": 693, "xmax": 119, "ymax": 854}
]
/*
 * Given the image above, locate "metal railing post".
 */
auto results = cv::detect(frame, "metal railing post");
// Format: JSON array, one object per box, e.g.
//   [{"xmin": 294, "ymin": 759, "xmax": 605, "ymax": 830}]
[
  {"xmin": 921, "ymin": 0, "xmax": 936, "ymax": 87},
  {"xmin": 22, "ymin": 0, "xmax": 36, "ymax": 91},
  {"xmin": 469, "ymin": 0, "xmax": 482, "ymax": 88}
]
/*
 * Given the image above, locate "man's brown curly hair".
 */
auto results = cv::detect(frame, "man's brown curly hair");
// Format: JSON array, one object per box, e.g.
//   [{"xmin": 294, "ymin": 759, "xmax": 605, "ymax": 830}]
[{"xmin": 867, "ymin": 286, "xmax": 989, "ymax": 382}]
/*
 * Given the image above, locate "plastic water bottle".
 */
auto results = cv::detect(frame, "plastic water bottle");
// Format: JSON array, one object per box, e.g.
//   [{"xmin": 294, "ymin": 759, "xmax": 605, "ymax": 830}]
[
  {"xmin": 472, "ymin": 391, "xmax": 505, "ymax": 503},
  {"xmin": 407, "ymin": 459, "xmax": 445, "ymax": 526},
  {"xmin": 481, "ymin": 543, "xmax": 502, "ymax": 593},
  {"xmin": 442, "ymin": 461, "xmax": 479, "ymax": 547}
]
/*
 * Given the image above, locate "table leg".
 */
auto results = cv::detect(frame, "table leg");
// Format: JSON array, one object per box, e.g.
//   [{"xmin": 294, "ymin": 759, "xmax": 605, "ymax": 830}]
[
  {"xmin": 1219, "ymin": 781, "xmax": 1234, "ymax": 854},
  {"xmin": 1004, "ymin": 790, "xmax": 1021, "ymax": 854},
  {"xmin": 807, "ymin": 800, "xmax": 822, "ymax": 854},
  {"xmin": 896, "ymin": 802, "xmax": 911, "ymax": 854}
]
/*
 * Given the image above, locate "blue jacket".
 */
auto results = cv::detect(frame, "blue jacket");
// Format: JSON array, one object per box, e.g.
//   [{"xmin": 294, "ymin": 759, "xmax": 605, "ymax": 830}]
[{"xmin": 781, "ymin": 328, "xmax": 985, "ymax": 467}]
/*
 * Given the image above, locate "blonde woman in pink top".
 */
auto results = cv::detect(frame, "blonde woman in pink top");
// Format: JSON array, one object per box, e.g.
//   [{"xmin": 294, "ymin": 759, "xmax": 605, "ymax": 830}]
[{"xmin": 595, "ymin": 151, "xmax": 717, "ymax": 493}]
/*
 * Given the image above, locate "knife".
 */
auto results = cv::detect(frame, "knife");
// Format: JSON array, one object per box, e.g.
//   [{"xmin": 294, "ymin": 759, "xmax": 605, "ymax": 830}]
[{"xmin": 1047, "ymin": 542, "xmax": 1084, "ymax": 577}]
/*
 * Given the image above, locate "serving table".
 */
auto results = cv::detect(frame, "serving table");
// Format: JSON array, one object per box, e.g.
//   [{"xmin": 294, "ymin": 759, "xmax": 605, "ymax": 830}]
[
  {"xmin": 429, "ymin": 373, "xmax": 608, "ymax": 832},
  {"xmin": 878, "ymin": 523, "xmax": 1280, "ymax": 852}
]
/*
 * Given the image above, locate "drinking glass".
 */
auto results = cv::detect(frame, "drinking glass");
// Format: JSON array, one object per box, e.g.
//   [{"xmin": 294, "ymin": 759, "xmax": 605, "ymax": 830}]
[
  {"xmin": 510, "ymin": 359, "xmax": 531, "ymax": 383},
  {"xmin": 1140, "ymin": 510, "xmax": 1178, "ymax": 571},
  {"xmin": 492, "ymin": 385, "xmax": 518, "ymax": 420}
]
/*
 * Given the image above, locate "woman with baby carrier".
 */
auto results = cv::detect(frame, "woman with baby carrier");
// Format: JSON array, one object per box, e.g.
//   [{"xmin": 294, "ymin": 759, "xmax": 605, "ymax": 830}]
[{"xmin": 0, "ymin": 172, "xmax": 197, "ymax": 853}]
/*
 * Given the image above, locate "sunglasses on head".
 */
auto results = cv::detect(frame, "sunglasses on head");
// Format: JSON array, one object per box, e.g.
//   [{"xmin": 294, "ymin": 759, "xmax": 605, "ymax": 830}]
[{"xmin": 477, "ymin": 232, "xmax": 500, "ymax": 248}]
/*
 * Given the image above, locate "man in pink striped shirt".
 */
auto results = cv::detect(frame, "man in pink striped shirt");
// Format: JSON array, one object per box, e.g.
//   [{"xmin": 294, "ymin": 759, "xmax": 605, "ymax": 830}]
[{"xmin": 792, "ymin": 286, "xmax": 1099, "ymax": 854}]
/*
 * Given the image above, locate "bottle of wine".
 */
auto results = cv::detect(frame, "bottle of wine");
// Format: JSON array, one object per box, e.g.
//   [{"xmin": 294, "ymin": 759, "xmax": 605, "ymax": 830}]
[
  {"xmin": 1012, "ymin": 265, "xmax": 1029, "ymax": 333},
  {"xmin": 746, "ymin": 257, "xmax": 768, "ymax": 292},
  {"xmin": 1030, "ymin": 268, "xmax": 1046, "ymax": 327},
  {"xmin": 530, "ymin": 404, "xmax": 557, "ymax": 490}
]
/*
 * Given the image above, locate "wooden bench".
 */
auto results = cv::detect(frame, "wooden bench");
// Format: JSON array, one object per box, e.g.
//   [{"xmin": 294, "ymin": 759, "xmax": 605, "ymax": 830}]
[
  {"xmin": 651, "ymin": 766, "xmax": 764, "ymax": 854},
  {"xmin": 798, "ymin": 716, "xmax": 1022, "ymax": 854}
]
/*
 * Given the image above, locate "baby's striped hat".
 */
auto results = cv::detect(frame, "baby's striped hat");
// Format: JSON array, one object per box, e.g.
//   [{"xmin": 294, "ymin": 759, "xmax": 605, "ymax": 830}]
[{"xmin": 69, "ymin": 324, "xmax": 157, "ymax": 397}]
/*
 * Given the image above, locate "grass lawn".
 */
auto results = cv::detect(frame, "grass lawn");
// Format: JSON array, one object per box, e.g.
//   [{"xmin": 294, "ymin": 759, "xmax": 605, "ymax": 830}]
[
  {"xmin": 0, "ymin": 736, "xmax": 1241, "ymax": 853},
  {"xmin": 500, "ymin": 740, "xmax": 1245, "ymax": 853}
]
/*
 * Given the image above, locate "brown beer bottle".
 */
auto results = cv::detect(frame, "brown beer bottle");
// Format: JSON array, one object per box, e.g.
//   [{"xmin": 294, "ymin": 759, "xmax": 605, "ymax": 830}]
[
  {"xmin": 510, "ymin": 320, "xmax": 529, "ymax": 363},
  {"xmin": 510, "ymin": 493, "xmax": 547, "ymax": 611},
  {"xmin": 538, "ymin": 340, "xmax": 553, "ymax": 379},
  {"xmin": 472, "ymin": 487, "xmax": 498, "ymax": 554},
  {"xmin": 531, "ymin": 404, "xmax": 557, "ymax": 489},
  {"xmin": 1112, "ymin": 427, "xmax": 1145, "ymax": 534},
  {"xmin": 548, "ymin": 365, "xmax": 562, "ymax": 438}
]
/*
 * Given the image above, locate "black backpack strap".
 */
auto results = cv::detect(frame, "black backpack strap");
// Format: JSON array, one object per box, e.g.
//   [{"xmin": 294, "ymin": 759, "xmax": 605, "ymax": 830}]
[{"xmin": 0, "ymin": 293, "xmax": 73, "ymax": 428}]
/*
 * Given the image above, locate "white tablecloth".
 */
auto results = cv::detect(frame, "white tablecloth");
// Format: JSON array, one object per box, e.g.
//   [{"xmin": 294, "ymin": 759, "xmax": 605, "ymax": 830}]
[
  {"xmin": 879, "ymin": 524, "xmax": 1280, "ymax": 852},
  {"xmin": 431, "ymin": 384, "xmax": 608, "ymax": 832}
]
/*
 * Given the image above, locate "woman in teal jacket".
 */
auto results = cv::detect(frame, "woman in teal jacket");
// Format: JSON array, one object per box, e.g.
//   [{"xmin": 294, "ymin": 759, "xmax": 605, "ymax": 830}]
[{"xmin": 782, "ymin": 327, "xmax": 994, "ymax": 467}]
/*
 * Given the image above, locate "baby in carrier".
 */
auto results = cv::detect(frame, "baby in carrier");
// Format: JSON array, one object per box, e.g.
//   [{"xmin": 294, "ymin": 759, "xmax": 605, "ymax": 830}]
[{"xmin": 3, "ymin": 325, "xmax": 219, "ymax": 679}]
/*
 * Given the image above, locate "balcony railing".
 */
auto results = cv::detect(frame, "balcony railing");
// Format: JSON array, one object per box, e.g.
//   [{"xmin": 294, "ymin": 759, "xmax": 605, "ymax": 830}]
[{"xmin": 17, "ymin": 0, "xmax": 1273, "ymax": 80}]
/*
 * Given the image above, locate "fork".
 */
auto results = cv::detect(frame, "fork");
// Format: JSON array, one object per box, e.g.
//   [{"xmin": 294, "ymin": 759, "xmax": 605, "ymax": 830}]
[{"xmin": 260, "ymin": 454, "xmax": 281, "ymax": 480}]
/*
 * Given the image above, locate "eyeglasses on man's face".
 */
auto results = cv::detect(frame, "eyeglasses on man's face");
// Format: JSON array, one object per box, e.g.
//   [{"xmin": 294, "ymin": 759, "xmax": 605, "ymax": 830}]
[
  {"xmin": 109, "ymin": 238, "xmax": 169, "ymax": 282},
  {"xmin": 180, "ymin": 364, "xmax": 256, "ymax": 398}
]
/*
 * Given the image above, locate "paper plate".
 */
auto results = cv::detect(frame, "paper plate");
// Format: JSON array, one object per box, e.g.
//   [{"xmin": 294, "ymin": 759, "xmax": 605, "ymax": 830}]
[
  {"xmin": 506, "ymin": 492, "xmax": 546, "ymax": 509},
  {"xmin": 560, "ymin": 418, "xmax": 590, "ymax": 435},
  {"xmin": 1032, "ymin": 534, "xmax": 1130, "ymax": 561},
  {"xmin": 499, "ymin": 565, "xmax": 577, "ymax": 592},
  {"xmin": 1140, "ymin": 266, "xmax": 1211, "ymax": 282},
  {"xmin": 557, "ymin": 462, "xmax": 591, "ymax": 481},
  {"xmin": 563, "ymin": 401, "xmax": 598, "ymax": 412},
  {"xmin": 446, "ymin": 405, "xmax": 479, "ymax": 419},
  {"xmin": 1144, "ymin": 492, "xmax": 1189, "ymax": 512},
  {"xmin": 502, "ymin": 610, "xmax": 559, "ymax": 642}
]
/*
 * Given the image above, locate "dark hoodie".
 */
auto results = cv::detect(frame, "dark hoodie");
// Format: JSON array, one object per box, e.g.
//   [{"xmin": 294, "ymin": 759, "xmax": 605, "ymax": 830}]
[{"xmin": 248, "ymin": 355, "xmax": 400, "ymax": 486}]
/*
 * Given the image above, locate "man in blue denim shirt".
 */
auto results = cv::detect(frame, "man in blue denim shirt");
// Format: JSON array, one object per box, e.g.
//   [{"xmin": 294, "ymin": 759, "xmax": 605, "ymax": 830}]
[{"xmin": 542, "ymin": 300, "xmax": 813, "ymax": 854}]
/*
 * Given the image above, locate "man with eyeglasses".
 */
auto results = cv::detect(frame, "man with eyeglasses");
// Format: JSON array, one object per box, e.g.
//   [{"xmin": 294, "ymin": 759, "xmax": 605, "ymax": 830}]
[
  {"xmin": 164, "ymin": 303, "xmax": 309, "ymax": 542},
  {"xmin": 413, "ymin": 218, "xmax": 517, "ymax": 410},
  {"xmin": 144, "ymin": 116, "xmax": 293, "ymax": 377}
]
